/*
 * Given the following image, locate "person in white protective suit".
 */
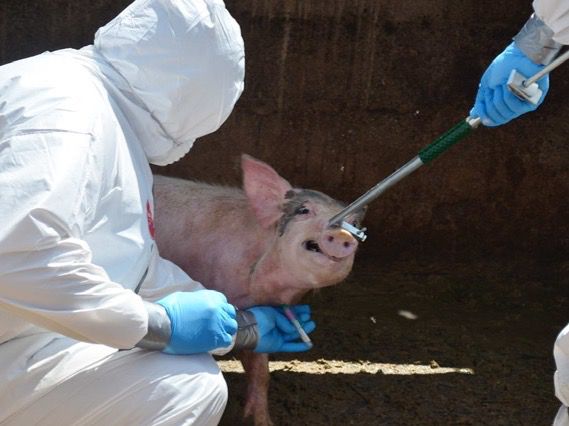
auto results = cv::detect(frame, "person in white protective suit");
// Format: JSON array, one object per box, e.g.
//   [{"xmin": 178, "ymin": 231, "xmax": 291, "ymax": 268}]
[
  {"xmin": 469, "ymin": 1, "xmax": 569, "ymax": 425},
  {"xmin": 0, "ymin": 0, "xmax": 315, "ymax": 424}
]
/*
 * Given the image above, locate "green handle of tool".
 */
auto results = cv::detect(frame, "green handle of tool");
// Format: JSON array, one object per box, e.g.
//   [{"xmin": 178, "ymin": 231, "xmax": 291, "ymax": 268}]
[{"xmin": 418, "ymin": 119, "xmax": 475, "ymax": 164}]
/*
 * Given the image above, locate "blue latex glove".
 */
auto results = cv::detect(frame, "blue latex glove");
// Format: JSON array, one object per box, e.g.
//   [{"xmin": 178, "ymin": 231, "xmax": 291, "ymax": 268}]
[
  {"xmin": 156, "ymin": 290, "xmax": 237, "ymax": 355},
  {"xmin": 247, "ymin": 304, "xmax": 316, "ymax": 353},
  {"xmin": 470, "ymin": 42, "xmax": 549, "ymax": 127}
]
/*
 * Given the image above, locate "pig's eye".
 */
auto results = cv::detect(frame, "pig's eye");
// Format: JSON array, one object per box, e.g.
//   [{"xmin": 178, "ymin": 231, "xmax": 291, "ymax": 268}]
[{"xmin": 295, "ymin": 206, "xmax": 310, "ymax": 215}]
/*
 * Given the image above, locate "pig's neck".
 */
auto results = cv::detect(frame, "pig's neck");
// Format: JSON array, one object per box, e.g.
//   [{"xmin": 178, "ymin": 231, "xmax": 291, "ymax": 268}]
[
  {"xmin": 216, "ymin": 232, "xmax": 309, "ymax": 309},
  {"xmin": 245, "ymin": 239, "xmax": 310, "ymax": 306}
]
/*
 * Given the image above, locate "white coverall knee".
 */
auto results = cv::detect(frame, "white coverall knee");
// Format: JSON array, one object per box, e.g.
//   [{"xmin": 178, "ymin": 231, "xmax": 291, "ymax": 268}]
[
  {"xmin": 1, "ymin": 338, "xmax": 227, "ymax": 426},
  {"xmin": 0, "ymin": 0, "xmax": 244, "ymax": 423}
]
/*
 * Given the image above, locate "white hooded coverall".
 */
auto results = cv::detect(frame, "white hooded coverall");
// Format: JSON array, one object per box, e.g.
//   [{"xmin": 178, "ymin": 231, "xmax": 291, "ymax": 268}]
[
  {"xmin": 529, "ymin": 1, "xmax": 569, "ymax": 424},
  {"xmin": 0, "ymin": 0, "xmax": 244, "ymax": 424}
]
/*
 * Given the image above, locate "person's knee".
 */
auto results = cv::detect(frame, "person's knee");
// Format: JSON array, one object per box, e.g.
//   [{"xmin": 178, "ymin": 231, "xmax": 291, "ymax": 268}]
[
  {"xmin": 178, "ymin": 358, "xmax": 228, "ymax": 409},
  {"xmin": 197, "ymin": 365, "xmax": 228, "ymax": 414},
  {"xmin": 152, "ymin": 353, "xmax": 229, "ymax": 423}
]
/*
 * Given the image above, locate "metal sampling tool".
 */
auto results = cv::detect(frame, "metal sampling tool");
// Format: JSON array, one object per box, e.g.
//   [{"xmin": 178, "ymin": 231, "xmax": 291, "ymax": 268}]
[
  {"xmin": 329, "ymin": 50, "xmax": 569, "ymax": 243},
  {"xmin": 507, "ymin": 49, "xmax": 569, "ymax": 105},
  {"xmin": 282, "ymin": 305, "xmax": 313, "ymax": 348}
]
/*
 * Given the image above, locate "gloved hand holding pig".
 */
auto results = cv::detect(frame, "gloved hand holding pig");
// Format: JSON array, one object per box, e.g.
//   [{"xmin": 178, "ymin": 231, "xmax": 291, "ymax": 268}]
[
  {"xmin": 249, "ymin": 305, "xmax": 315, "ymax": 353},
  {"xmin": 145, "ymin": 290, "xmax": 315, "ymax": 355}
]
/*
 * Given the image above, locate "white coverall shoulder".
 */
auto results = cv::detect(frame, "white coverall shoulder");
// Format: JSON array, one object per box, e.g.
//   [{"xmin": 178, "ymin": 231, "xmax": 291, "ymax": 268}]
[{"xmin": 94, "ymin": 0, "xmax": 245, "ymax": 166}]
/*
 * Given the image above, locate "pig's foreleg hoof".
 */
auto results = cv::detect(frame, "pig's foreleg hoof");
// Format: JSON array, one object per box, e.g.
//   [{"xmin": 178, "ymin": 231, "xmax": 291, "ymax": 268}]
[{"xmin": 243, "ymin": 401, "xmax": 274, "ymax": 426}]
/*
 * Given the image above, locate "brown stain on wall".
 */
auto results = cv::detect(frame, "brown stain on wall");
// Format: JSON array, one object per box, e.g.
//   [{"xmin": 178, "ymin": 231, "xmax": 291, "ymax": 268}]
[{"xmin": 2, "ymin": 0, "xmax": 568, "ymax": 261}]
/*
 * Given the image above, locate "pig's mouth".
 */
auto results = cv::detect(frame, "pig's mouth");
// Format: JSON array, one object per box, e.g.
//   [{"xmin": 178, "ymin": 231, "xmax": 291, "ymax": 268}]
[{"xmin": 303, "ymin": 240, "xmax": 342, "ymax": 262}]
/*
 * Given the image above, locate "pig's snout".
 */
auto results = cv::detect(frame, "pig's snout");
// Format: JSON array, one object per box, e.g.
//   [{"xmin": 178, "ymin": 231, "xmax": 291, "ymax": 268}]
[{"xmin": 319, "ymin": 228, "xmax": 358, "ymax": 259}]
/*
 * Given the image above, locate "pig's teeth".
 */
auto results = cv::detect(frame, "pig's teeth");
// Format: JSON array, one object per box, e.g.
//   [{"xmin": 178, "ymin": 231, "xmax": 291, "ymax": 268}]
[{"xmin": 304, "ymin": 240, "xmax": 321, "ymax": 253}]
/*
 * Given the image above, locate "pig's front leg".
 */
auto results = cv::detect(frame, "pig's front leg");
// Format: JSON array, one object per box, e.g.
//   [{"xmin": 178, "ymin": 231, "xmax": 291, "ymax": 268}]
[{"xmin": 239, "ymin": 350, "xmax": 273, "ymax": 426}]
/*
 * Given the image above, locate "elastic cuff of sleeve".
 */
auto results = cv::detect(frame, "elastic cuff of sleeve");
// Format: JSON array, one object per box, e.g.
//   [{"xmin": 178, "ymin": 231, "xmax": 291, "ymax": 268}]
[
  {"xmin": 136, "ymin": 301, "xmax": 172, "ymax": 351},
  {"xmin": 233, "ymin": 310, "xmax": 258, "ymax": 351},
  {"xmin": 514, "ymin": 13, "xmax": 562, "ymax": 65},
  {"xmin": 209, "ymin": 334, "xmax": 236, "ymax": 356}
]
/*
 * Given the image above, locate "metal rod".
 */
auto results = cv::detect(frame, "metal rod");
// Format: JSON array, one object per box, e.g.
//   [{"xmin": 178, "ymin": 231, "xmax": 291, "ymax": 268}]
[
  {"xmin": 328, "ymin": 49, "xmax": 568, "ymax": 241},
  {"xmin": 330, "ymin": 116, "xmax": 480, "ymax": 229},
  {"xmin": 524, "ymin": 49, "xmax": 569, "ymax": 87},
  {"xmin": 329, "ymin": 156, "xmax": 424, "ymax": 226}
]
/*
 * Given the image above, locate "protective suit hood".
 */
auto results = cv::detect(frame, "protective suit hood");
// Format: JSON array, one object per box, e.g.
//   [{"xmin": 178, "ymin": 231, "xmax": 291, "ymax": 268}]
[{"xmin": 94, "ymin": 0, "xmax": 245, "ymax": 165}]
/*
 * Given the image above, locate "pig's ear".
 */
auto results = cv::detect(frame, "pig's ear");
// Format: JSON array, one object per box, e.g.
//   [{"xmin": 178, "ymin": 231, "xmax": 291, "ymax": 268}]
[{"xmin": 242, "ymin": 154, "xmax": 293, "ymax": 228}]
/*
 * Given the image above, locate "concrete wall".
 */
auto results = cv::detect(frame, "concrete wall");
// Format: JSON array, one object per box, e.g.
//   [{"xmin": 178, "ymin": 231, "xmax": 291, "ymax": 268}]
[{"xmin": 2, "ymin": 0, "xmax": 568, "ymax": 260}]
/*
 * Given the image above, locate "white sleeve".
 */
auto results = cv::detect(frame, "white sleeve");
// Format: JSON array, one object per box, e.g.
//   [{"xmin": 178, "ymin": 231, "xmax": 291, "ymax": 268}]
[
  {"xmin": 0, "ymin": 131, "xmax": 148, "ymax": 349},
  {"xmin": 533, "ymin": 0, "xmax": 569, "ymax": 44},
  {"xmin": 554, "ymin": 323, "xmax": 569, "ymax": 406}
]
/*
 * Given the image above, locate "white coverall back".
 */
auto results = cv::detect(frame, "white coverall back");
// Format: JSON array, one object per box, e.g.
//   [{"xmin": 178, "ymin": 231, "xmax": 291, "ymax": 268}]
[
  {"xmin": 0, "ymin": 0, "xmax": 244, "ymax": 424},
  {"xmin": 531, "ymin": 0, "xmax": 569, "ymax": 423}
]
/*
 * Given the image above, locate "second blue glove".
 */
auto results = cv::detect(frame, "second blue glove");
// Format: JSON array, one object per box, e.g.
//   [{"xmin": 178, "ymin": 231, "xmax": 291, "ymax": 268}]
[
  {"xmin": 470, "ymin": 42, "xmax": 549, "ymax": 127},
  {"xmin": 247, "ymin": 304, "xmax": 316, "ymax": 353}
]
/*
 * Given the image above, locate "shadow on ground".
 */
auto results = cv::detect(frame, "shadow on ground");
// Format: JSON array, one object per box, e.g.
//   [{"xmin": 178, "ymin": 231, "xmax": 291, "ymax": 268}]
[{"xmin": 219, "ymin": 255, "xmax": 568, "ymax": 425}]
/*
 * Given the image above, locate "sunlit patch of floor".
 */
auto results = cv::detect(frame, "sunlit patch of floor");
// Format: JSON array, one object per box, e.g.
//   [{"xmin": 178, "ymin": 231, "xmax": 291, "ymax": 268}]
[{"xmin": 218, "ymin": 359, "xmax": 475, "ymax": 375}]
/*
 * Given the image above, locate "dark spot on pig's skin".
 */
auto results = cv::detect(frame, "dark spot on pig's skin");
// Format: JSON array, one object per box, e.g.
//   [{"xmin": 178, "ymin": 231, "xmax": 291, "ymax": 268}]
[
  {"xmin": 277, "ymin": 189, "xmax": 345, "ymax": 236},
  {"xmin": 249, "ymin": 258, "xmax": 260, "ymax": 277},
  {"xmin": 284, "ymin": 190, "xmax": 296, "ymax": 199}
]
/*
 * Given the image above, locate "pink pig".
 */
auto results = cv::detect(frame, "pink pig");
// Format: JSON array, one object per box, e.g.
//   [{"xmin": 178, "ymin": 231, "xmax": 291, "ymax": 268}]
[{"xmin": 154, "ymin": 154, "xmax": 364, "ymax": 426}]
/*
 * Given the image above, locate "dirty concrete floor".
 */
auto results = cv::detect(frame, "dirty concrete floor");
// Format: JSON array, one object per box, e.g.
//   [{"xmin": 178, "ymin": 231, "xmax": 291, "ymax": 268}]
[{"xmin": 218, "ymin": 255, "xmax": 568, "ymax": 425}]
